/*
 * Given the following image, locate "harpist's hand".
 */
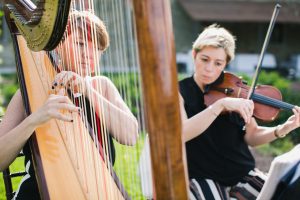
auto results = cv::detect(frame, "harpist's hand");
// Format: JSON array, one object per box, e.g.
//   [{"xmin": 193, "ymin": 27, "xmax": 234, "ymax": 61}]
[
  {"xmin": 52, "ymin": 71, "xmax": 87, "ymax": 96},
  {"xmin": 220, "ymin": 97, "xmax": 254, "ymax": 124},
  {"xmin": 31, "ymin": 89, "xmax": 79, "ymax": 126}
]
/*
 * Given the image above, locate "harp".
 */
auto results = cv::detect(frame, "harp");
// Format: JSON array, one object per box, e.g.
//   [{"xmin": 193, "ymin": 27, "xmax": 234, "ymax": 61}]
[{"xmin": 3, "ymin": 0, "xmax": 188, "ymax": 199}]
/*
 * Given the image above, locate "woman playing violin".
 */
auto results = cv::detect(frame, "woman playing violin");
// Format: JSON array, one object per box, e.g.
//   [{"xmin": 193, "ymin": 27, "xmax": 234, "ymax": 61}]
[{"xmin": 179, "ymin": 24, "xmax": 300, "ymax": 200}]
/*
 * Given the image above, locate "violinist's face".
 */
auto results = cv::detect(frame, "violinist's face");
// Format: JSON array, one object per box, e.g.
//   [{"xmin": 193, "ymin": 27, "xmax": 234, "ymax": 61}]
[
  {"xmin": 193, "ymin": 46, "xmax": 227, "ymax": 89},
  {"xmin": 61, "ymin": 29, "xmax": 101, "ymax": 77}
]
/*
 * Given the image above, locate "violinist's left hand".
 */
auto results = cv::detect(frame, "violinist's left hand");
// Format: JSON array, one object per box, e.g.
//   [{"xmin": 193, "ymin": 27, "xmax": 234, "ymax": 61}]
[
  {"xmin": 282, "ymin": 106, "xmax": 300, "ymax": 134},
  {"xmin": 52, "ymin": 71, "xmax": 87, "ymax": 96}
]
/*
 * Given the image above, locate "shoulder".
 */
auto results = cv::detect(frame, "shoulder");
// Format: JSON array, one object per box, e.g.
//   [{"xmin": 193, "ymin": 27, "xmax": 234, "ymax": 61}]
[
  {"xmin": 90, "ymin": 76, "xmax": 119, "ymax": 97},
  {"xmin": 179, "ymin": 76, "xmax": 194, "ymax": 93},
  {"xmin": 10, "ymin": 89, "xmax": 23, "ymax": 107},
  {"xmin": 2, "ymin": 89, "xmax": 26, "ymax": 121},
  {"xmin": 91, "ymin": 76, "xmax": 114, "ymax": 86},
  {"xmin": 179, "ymin": 76, "xmax": 194, "ymax": 87}
]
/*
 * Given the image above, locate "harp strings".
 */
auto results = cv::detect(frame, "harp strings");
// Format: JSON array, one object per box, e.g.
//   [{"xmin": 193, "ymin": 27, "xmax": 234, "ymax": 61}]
[
  {"xmin": 66, "ymin": 0, "xmax": 123, "ymax": 197},
  {"xmin": 66, "ymin": 1, "xmax": 114, "ymax": 197},
  {"xmin": 93, "ymin": 0, "xmax": 151, "ymax": 198}
]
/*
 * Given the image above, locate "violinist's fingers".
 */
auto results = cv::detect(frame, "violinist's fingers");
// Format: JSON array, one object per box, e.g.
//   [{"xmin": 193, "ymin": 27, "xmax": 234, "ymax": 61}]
[
  {"xmin": 239, "ymin": 101, "xmax": 252, "ymax": 123},
  {"xmin": 240, "ymin": 108, "xmax": 249, "ymax": 124},
  {"xmin": 293, "ymin": 107, "xmax": 300, "ymax": 124},
  {"xmin": 294, "ymin": 106, "xmax": 300, "ymax": 114},
  {"xmin": 249, "ymin": 100, "xmax": 255, "ymax": 114},
  {"xmin": 245, "ymin": 105, "xmax": 253, "ymax": 116},
  {"xmin": 247, "ymin": 106, "xmax": 252, "ymax": 123}
]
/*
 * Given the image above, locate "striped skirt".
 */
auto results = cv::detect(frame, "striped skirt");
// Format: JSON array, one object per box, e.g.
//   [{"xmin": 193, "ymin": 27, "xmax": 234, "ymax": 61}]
[{"xmin": 189, "ymin": 169, "xmax": 267, "ymax": 200}]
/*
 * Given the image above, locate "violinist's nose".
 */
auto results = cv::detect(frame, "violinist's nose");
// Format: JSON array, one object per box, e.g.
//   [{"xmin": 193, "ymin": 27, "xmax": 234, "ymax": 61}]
[{"xmin": 204, "ymin": 61, "xmax": 214, "ymax": 72}]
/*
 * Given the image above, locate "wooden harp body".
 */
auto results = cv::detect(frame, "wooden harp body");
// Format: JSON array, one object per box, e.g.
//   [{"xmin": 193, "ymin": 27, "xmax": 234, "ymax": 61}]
[{"xmin": 3, "ymin": 0, "xmax": 188, "ymax": 199}]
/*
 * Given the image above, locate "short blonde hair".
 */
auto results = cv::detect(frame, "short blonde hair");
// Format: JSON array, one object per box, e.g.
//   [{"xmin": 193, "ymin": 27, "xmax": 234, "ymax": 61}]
[
  {"xmin": 66, "ymin": 10, "xmax": 110, "ymax": 52},
  {"xmin": 192, "ymin": 24, "xmax": 236, "ymax": 63}
]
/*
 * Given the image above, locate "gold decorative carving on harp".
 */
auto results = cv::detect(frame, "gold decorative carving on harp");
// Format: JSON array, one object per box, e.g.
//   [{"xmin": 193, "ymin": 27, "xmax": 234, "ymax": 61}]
[{"xmin": 3, "ymin": 0, "xmax": 188, "ymax": 199}]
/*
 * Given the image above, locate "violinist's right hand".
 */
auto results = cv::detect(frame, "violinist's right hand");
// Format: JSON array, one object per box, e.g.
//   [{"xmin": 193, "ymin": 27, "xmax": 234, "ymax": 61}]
[
  {"xmin": 218, "ymin": 97, "xmax": 254, "ymax": 124},
  {"xmin": 30, "ymin": 89, "xmax": 80, "ymax": 127}
]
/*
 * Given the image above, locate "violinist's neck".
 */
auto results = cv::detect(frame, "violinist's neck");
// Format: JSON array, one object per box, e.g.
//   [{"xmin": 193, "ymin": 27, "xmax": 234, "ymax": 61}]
[{"xmin": 193, "ymin": 74, "xmax": 205, "ymax": 92}]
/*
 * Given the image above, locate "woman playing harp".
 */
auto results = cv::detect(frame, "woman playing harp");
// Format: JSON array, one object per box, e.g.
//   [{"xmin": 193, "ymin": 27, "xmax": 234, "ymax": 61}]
[{"xmin": 0, "ymin": 10, "xmax": 138, "ymax": 199}]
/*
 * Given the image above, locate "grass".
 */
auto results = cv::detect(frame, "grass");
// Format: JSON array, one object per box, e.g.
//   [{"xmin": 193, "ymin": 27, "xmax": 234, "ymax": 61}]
[
  {"xmin": 0, "ymin": 135, "xmax": 147, "ymax": 200},
  {"xmin": 113, "ymin": 134, "xmax": 146, "ymax": 200}
]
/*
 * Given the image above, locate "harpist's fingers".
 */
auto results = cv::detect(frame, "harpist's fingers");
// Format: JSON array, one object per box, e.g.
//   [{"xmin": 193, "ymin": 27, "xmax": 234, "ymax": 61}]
[
  {"xmin": 53, "ymin": 71, "xmax": 67, "ymax": 87},
  {"xmin": 55, "ymin": 112, "xmax": 73, "ymax": 122},
  {"xmin": 57, "ymin": 88, "xmax": 65, "ymax": 96},
  {"xmin": 55, "ymin": 103, "xmax": 79, "ymax": 113}
]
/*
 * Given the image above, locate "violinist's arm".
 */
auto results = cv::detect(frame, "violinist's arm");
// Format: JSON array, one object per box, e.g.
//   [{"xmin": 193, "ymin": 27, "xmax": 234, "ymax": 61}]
[
  {"xmin": 180, "ymin": 94, "xmax": 223, "ymax": 142},
  {"xmin": 244, "ymin": 118, "xmax": 279, "ymax": 147},
  {"xmin": 244, "ymin": 114, "xmax": 299, "ymax": 147}
]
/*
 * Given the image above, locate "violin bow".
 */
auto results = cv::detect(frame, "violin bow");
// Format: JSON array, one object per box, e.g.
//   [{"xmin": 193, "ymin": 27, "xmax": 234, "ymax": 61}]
[{"xmin": 247, "ymin": 4, "xmax": 281, "ymax": 99}]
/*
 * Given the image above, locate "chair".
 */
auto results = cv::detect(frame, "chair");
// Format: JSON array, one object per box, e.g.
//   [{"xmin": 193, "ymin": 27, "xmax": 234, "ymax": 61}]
[
  {"xmin": 2, "ymin": 153, "xmax": 26, "ymax": 200},
  {"xmin": 257, "ymin": 144, "xmax": 300, "ymax": 200}
]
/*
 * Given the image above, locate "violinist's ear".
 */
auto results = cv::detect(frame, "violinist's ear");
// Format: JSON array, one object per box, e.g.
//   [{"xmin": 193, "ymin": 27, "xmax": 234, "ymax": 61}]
[{"xmin": 192, "ymin": 49, "xmax": 197, "ymax": 59}]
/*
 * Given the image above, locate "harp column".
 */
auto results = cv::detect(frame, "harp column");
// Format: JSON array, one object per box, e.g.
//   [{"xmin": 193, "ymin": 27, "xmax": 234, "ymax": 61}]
[{"xmin": 133, "ymin": 0, "xmax": 188, "ymax": 199}]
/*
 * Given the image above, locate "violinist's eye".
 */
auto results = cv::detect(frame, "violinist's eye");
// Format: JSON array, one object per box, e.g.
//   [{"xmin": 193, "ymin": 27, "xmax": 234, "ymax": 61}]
[
  {"xmin": 201, "ymin": 58, "xmax": 208, "ymax": 62},
  {"xmin": 215, "ymin": 62, "xmax": 224, "ymax": 67}
]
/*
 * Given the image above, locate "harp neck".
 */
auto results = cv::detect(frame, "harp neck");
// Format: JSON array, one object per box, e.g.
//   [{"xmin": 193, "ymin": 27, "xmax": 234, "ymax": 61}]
[
  {"xmin": 3, "ymin": 0, "xmax": 71, "ymax": 51},
  {"xmin": 3, "ymin": 0, "xmax": 44, "ymax": 25}
]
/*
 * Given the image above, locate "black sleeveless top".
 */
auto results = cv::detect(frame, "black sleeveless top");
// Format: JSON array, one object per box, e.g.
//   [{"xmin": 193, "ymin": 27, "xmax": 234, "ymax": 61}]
[
  {"xmin": 179, "ymin": 76, "xmax": 255, "ymax": 186},
  {"xmin": 16, "ymin": 96, "xmax": 115, "ymax": 199}
]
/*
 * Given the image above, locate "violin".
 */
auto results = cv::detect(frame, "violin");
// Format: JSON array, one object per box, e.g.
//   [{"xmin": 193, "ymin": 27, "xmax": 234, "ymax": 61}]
[{"xmin": 204, "ymin": 72, "xmax": 295, "ymax": 122}]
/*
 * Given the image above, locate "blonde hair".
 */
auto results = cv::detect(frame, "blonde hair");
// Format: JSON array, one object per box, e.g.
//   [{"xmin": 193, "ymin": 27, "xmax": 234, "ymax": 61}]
[
  {"xmin": 66, "ymin": 10, "xmax": 110, "ymax": 51},
  {"xmin": 192, "ymin": 24, "xmax": 236, "ymax": 63}
]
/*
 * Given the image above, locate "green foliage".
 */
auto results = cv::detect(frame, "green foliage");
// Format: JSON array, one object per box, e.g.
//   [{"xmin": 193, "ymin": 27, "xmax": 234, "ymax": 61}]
[
  {"xmin": 238, "ymin": 70, "xmax": 290, "ymax": 91},
  {"xmin": 178, "ymin": 73, "xmax": 190, "ymax": 81},
  {"xmin": 0, "ymin": 10, "xmax": 2, "ymax": 37},
  {"xmin": 257, "ymin": 138, "xmax": 295, "ymax": 156},
  {"xmin": 257, "ymin": 70, "xmax": 290, "ymax": 90},
  {"xmin": 0, "ymin": 74, "xmax": 18, "ymax": 108}
]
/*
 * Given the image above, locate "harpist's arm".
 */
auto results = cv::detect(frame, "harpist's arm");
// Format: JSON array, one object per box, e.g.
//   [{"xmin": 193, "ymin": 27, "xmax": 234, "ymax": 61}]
[
  {"xmin": 0, "ymin": 90, "xmax": 32, "ymax": 171},
  {"xmin": 85, "ymin": 76, "xmax": 138, "ymax": 146},
  {"xmin": 0, "ymin": 89, "xmax": 78, "ymax": 171}
]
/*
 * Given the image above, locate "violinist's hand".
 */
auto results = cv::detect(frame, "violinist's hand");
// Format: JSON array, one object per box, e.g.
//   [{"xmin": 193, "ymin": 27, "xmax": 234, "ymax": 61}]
[
  {"xmin": 52, "ymin": 71, "xmax": 87, "ymax": 96},
  {"xmin": 30, "ymin": 89, "xmax": 80, "ymax": 126},
  {"xmin": 220, "ymin": 97, "xmax": 254, "ymax": 124},
  {"xmin": 281, "ymin": 106, "xmax": 300, "ymax": 134}
]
